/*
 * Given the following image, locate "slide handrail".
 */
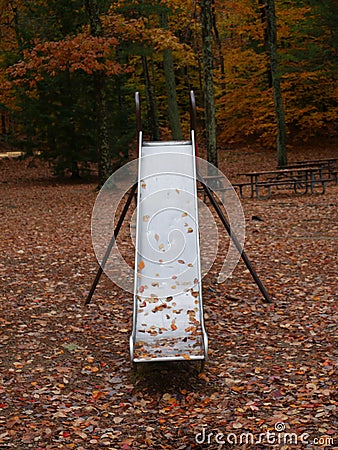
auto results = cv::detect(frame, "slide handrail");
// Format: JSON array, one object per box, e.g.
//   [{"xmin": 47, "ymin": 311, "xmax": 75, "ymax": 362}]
[
  {"xmin": 135, "ymin": 91, "xmax": 141, "ymax": 134},
  {"xmin": 190, "ymin": 90, "xmax": 197, "ymax": 133}
]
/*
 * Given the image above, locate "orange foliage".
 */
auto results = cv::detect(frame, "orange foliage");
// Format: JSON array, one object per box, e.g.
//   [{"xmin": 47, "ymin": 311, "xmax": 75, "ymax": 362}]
[
  {"xmin": 7, "ymin": 34, "xmax": 124, "ymax": 86},
  {"xmin": 1, "ymin": 0, "xmax": 337, "ymax": 146},
  {"xmin": 213, "ymin": 0, "xmax": 337, "ymax": 147},
  {"xmin": 104, "ymin": 10, "xmax": 196, "ymax": 66}
]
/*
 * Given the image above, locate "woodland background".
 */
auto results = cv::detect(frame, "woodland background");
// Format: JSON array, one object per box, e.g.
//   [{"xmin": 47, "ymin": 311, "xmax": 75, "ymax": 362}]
[
  {"xmin": 0, "ymin": 0, "xmax": 337, "ymax": 181},
  {"xmin": 0, "ymin": 1, "xmax": 337, "ymax": 448}
]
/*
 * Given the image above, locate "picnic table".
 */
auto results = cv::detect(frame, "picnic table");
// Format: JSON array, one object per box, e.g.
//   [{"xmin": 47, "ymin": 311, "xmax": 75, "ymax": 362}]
[
  {"xmin": 238, "ymin": 166, "xmax": 327, "ymax": 199},
  {"xmin": 197, "ymin": 158, "xmax": 337, "ymax": 201},
  {"xmin": 284, "ymin": 158, "xmax": 337, "ymax": 184}
]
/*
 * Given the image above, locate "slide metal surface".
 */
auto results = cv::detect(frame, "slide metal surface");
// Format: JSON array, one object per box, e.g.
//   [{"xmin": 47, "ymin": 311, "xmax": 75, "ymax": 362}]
[{"xmin": 130, "ymin": 132, "xmax": 208, "ymax": 363}]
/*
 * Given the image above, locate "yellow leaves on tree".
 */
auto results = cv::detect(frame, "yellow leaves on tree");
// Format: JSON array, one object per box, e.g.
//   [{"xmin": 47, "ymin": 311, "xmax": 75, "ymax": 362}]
[{"xmin": 213, "ymin": 0, "xmax": 336, "ymax": 147}]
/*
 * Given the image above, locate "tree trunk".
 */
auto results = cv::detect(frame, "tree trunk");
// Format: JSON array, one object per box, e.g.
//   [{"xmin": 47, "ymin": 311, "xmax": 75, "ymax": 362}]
[
  {"xmin": 1, "ymin": 113, "xmax": 6, "ymax": 135},
  {"xmin": 265, "ymin": 0, "xmax": 287, "ymax": 168},
  {"xmin": 142, "ymin": 55, "xmax": 160, "ymax": 141},
  {"xmin": 159, "ymin": 11, "xmax": 182, "ymax": 141},
  {"xmin": 84, "ymin": 0, "xmax": 112, "ymax": 186},
  {"xmin": 93, "ymin": 72, "xmax": 112, "ymax": 184},
  {"xmin": 211, "ymin": 0, "xmax": 225, "ymax": 91},
  {"xmin": 258, "ymin": 0, "xmax": 272, "ymax": 87},
  {"xmin": 200, "ymin": 0, "xmax": 218, "ymax": 168},
  {"xmin": 11, "ymin": 6, "xmax": 24, "ymax": 57},
  {"xmin": 71, "ymin": 160, "xmax": 81, "ymax": 179}
]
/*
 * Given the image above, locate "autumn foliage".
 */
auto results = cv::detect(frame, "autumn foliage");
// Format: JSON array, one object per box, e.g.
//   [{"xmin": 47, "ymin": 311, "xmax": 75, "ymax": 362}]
[
  {"xmin": 0, "ymin": 0, "xmax": 337, "ymax": 169},
  {"xmin": 8, "ymin": 34, "xmax": 122, "ymax": 84}
]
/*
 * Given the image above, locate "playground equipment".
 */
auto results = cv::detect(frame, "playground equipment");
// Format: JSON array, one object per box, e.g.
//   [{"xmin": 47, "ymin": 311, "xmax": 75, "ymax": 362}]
[{"xmin": 86, "ymin": 91, "xmax": 272, "ymax": 366}]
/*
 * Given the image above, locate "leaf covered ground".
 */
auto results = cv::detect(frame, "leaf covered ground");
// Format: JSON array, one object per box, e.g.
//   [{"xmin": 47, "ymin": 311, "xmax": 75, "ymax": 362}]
[{"xmin": 0, "ymin": 144, "xmax": 337, "ymax": 449}]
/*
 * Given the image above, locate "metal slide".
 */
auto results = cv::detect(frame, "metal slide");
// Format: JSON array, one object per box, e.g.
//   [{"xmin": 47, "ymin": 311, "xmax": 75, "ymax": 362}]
[{"xmin": 130, "ymin": 130, "xmax": 208, "ymax": 363}]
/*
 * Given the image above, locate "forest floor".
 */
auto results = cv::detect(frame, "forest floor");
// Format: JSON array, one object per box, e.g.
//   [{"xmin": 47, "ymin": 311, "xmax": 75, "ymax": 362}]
[{"xmin": 0, "ymin": 141, "xmax": 337, "ymax": 449}]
